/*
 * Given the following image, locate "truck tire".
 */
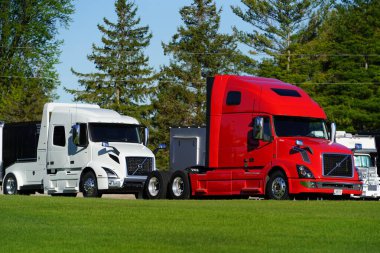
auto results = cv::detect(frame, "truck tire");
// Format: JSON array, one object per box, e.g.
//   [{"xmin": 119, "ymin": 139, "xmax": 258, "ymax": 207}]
[
  {"xmin": 81, "ymin": 171, "xmax": 102, "ymax": 198},
  {"xmin": 144, "ymin": 171, "xmax": 168, "ymax": 199},
  {"xmin": 266, "ymin": 171, "xmax": 289, "ymax": 200},
  {"xmin": 3, "ymin": 174, "xmax": 19, "ymax": 195},
  {"xmin": 168, "ymin": 170, "xmax": 190, "ymax": 199}
]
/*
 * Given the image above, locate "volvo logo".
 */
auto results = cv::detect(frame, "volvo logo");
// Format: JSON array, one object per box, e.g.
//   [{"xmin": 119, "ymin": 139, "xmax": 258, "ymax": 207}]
[{"xmin": 137, "ymin": 164, "xmax": 143, "ymax": 169}]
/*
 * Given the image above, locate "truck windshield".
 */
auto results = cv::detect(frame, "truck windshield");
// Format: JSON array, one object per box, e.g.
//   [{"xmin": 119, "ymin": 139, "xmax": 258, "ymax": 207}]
[
  {"xmin": 89, "ymin": 123, "xmax": 140, "ymax": 143},
  {"xmin": 354, "ymin": 155, "xmax": 373, "ymax": 168},
  {"xmin": 274, "ymin": 116, "xmax": 328, "ymax": 139}
]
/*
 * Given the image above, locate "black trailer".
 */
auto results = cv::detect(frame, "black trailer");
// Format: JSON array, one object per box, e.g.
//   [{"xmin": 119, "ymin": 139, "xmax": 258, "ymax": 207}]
[{"xmin": 0, "ymin": 122, "xmax": 40, "ymax": 183}]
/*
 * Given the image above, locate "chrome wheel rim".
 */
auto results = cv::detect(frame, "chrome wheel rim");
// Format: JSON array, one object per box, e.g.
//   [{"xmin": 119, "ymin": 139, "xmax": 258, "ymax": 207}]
[
  {"xmin": 83, "ymin": 177, "xmax": 96, "ymax": 196},
  {"xmin": 172, "ymin": 177, "xmax": 184, "ymax": 197},
  {"xmin": 272, "ymin": 177, "xmax": 286, "ymax": 199},
  {"xmin": 148, "ymin": 177, "xmax": 160, "ymax": 197},
  {"xmin": 6, "ymin": 177, "xmax": 16, "ymax": 195}
]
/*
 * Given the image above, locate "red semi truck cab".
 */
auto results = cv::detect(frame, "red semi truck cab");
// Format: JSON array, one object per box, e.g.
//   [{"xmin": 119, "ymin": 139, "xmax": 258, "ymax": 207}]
[{"xmin": 146, "ymin": 75, "xmax": 362, "ymax": 200}]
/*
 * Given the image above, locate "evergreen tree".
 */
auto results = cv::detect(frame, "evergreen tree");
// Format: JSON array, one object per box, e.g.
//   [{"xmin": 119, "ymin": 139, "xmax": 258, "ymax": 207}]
[
  {"xmin": 253, "ymin": 0, "xmax": 380, "ymax": 132},
  {"xmin": 0, "ymin": 0, "xmax": 74, "ymax": 122},
  {"xmin": 232, "ymin": 0, "xmax": 331, "ymax": 76},
  {"xmin": 152, "ymin": 0, "xmax": 255, "ymax": 169},
  {"xmin": 294, "ymin": 0, "xmax": 380, "ymax": 132},
  {"xmin": 67, "ymin": 0, "xmax": 154, "ymax": 125}
]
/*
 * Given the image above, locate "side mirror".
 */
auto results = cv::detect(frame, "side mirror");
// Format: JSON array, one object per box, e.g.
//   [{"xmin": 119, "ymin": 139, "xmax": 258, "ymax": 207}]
[
  {"xmin": 139, "ymin": 126, "xmax": 149, "ymax": 146},
  {"xmin": 144, "ymin": 127, "xmax": 149, "ymax": 146},
  {"xmin": 153, "ymin": 143, "xmax": 167, "ymax": 155},
  {"xmin": 72, "ymin": 124, "xmax": 80, "ymax": 146},
  {"xmin": 330, "ymin": 122, "xmax": 336, "ymax": 142},
  {"xmin": 253, "ymin": 117, "xmax": 264, "ymax": 140}
]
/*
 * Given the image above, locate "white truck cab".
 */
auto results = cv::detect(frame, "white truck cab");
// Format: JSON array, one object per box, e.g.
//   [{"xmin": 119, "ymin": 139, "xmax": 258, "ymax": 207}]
[
  {"xmin": 2, "ymin": 103, "xmax": 155, "ymax": 197},
  {"xmin": 336, "ymin": 131, "xmax": 380, "ymax": 198}
]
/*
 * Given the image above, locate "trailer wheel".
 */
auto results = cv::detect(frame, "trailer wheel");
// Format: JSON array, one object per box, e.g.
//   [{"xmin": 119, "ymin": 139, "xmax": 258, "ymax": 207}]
[
  {"xmin": 168, "ymin": 171, "xmax": 190, "ymax": 199},
  {"xmin": 144, "ymin": 171, "xmax": 168, "ymax": 199},
  {"xmin": 81, "ymin": 171, "xmax": 102, "ymax": 198},
  {"xmin": 3, "ymin": 174, "xmax": 19, "ymax": 195},
  {"xmin": 266, "ymin": 171, "xmax": 289, "ymax": 200}
]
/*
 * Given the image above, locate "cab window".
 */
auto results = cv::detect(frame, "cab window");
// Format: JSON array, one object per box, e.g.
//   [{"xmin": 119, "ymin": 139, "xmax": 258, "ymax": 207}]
[
  {"xmin": 263, "ymin": 117, "xmax": 271, "ymax": 140},
  {"xmin": 53, "ymin": 126, "xmax": 66, "ymax": 147}
]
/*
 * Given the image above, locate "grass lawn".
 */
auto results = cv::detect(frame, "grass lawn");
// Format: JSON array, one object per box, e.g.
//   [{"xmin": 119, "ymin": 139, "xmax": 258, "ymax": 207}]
[{"xmin": 0, "ymin": 196, "xmax": 379, "ymax": 253}]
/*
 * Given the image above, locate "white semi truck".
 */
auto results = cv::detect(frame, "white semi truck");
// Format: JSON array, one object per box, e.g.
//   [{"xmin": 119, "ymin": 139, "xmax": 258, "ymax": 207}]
[
  {"xmin": 0, "ymin": 103, "xmax": 158, "ymax": 197},
  {"xmin": 336, "ymin": 131, "xmax": 380, "ymax": 198}
]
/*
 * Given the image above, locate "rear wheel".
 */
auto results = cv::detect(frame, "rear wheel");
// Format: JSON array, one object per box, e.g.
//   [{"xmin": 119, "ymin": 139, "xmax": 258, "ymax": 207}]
[
  {"xmin": 3, "ymin": 174, "xmax": 18, "ymax": 195},
  {"xmin": 168, "ymin": 171, "xmax": 190, "ymax": 199},
  {"xmin": 81, "ymin": 171, "xmax": 102, "ymax": 198},
  {"xmin": 144, "ymin": 171, "xmax": 168, "ymax": 199},
  {"xmin": 266, "ymin": 171, "xmax": 289, "ymax": 200}
]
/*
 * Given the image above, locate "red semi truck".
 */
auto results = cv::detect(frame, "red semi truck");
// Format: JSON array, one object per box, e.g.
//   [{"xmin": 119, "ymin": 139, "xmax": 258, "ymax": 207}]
[{"xmin": 144, "ymin": 75, "xmax": 362, "ymax": 200}]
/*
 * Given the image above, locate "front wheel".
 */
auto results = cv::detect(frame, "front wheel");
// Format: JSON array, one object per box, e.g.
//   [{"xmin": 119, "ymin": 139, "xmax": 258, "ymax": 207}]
[
  {"xmin": 3, "ymin": 174, "xmax": 18, "ymax": 195},
  {"xmin": 266, "ymin": 171, "xmax": 289, "ymax": 200},
  {"xmin": 81, "ymin": 171, "xmax": 102, "ymax": 198},
  {"xmin": 144, "ymin": 171, "xmax": 169, "ymax": 199},
  {"xmin": 168, "ymin": 171, "xmax": 190, "ymax": 199}
]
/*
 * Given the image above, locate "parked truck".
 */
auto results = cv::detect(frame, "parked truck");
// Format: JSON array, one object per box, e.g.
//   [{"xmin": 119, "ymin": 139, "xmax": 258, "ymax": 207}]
[
  {"xmin": 1, "ymin": 103, "xmax": 157, "ymax": 197},
  {"xmin": 143, "ymin": 75, "xmax": 362, "ymax": 200},
  {"xmin": 336, "ymin": 131, "xmax": 380, "ymax": 198}
]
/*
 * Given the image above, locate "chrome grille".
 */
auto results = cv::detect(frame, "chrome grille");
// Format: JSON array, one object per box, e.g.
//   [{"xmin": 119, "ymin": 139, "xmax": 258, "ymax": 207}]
[
  {"xmin": 126, "ymin": 157, "xmax": 152, "ymax": 176},
  {"xmin": 323, "ymin": 154, "xmax": 353, "ymax": 177}
]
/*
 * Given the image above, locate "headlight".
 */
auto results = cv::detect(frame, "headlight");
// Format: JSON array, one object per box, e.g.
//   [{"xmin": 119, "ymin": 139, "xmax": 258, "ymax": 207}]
[
  {"xmin": 102, "ymin": 167, "xmax": 119, "ymax": 179},
  {"xmin": 297, "ymin": 165, "xmax": 315, "ymax": 179}
]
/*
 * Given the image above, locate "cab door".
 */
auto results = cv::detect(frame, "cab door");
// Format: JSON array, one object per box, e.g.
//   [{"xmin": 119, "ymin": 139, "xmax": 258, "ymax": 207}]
[
  {"xmin": 247, "ymin": 115, "xmax": 275, "ymax": 169},
  {"xmin": 68, "ymin": 122, "xmax": 90, "ymax": 171},
  {"xmin": 229, "ymin": 115, "xmax": 274, "ymax": 194},
  {"xmin": 47, "ymin": 125, "xmax": 70, "ymax": 174}
]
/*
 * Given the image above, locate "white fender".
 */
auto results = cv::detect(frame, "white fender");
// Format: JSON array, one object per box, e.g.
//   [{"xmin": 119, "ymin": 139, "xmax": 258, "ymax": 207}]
[
  {"xmin": 80, "ymin": 161, "xmax": 113, "ymax": 190},
  {"xmin": 3, "ymin": 166, "xmax": 27, "ymax": 192}
]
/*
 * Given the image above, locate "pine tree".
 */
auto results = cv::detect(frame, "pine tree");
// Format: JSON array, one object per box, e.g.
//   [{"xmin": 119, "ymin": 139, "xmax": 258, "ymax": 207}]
[
  {"xmin": 151, "ymin": 0, "xmax": 255, "ymax": 169},
  {"xmin": 67, "ymin": 0, "xmax": 154, "ymax": 125},
  {"xmin": 294, "ymin": 0, "xmax": 380, "ymax": 132},
  {"xmin": 232, "ymin": 0, "xmax": 331, "ymax": 77},
  {"xmin": 0, "ymin": 0, "xmax": 74, "ymax": 122}
]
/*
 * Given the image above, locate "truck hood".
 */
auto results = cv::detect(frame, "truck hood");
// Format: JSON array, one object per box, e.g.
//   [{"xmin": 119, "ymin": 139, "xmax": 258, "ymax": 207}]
[
  {"xmin": 95, "ymin": 142, "xmax": 154, "ymax": 158},
  {"xmin": 276, "ymin": 137, "xmax": 356, "ymax": 179},
  {"xmin": 109, "ymin": 142, "xmax": 154, "ymax": 158},
  {"xmin": 90, "ymin": 142, "xmax": 155, "ymax": 179},
  {"xmin": 278, "ymin": 137, "xmax": 352, "ymax": 155}
]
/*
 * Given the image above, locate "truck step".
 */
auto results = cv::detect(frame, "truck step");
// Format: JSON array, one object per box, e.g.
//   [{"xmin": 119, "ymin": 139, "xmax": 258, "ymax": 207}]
[
  {"xmin": 241, "ymin": 187, "xmax": 262, "ymax": 194},
  {"xmin": 195, "ymin": 188, "xmax": 207, "ymax": 194}
]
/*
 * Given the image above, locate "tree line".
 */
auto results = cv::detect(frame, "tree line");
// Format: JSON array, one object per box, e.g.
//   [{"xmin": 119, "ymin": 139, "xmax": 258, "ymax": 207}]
[
  {"xmin": 0, "ymin": 0, "xmax": 74, "ymax": 122},
  {"xmin": 0, "ymin": 0, "xmax": 379, "ymax": 167}
]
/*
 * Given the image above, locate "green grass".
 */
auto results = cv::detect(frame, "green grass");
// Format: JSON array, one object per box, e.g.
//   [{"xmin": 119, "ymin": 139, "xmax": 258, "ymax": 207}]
[{"xmin": 0, "ymin": 196, "xmax": 379, "ymax": 253}]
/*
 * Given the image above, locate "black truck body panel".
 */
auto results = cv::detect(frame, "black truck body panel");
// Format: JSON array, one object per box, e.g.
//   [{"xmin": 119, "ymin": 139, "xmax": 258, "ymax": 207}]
[{"xmin": 1, "ymin": 122, "xmax": 40, "ymax": 180}]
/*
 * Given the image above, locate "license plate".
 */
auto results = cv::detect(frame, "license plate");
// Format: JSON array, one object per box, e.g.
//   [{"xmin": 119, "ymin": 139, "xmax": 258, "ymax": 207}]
[{"xmin": 333, "ymin": 189, "xmax": 343, "ymax": 195}]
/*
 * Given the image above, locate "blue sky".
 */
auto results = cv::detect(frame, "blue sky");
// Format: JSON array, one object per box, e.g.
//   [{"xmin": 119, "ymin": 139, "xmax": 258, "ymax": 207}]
[{"xmin": 56, "ymin": 0, "xmax": 249, "ymax": 103}]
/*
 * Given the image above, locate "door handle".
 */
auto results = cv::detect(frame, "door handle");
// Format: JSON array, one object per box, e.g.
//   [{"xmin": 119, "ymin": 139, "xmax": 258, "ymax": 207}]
[
  {"xmin": 70, "ymin": 161, "xmax": 74, "ymax": 164},
  {"xmin": 49, "ymin": 161, "xmax": 54, "ymax": 165}
]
